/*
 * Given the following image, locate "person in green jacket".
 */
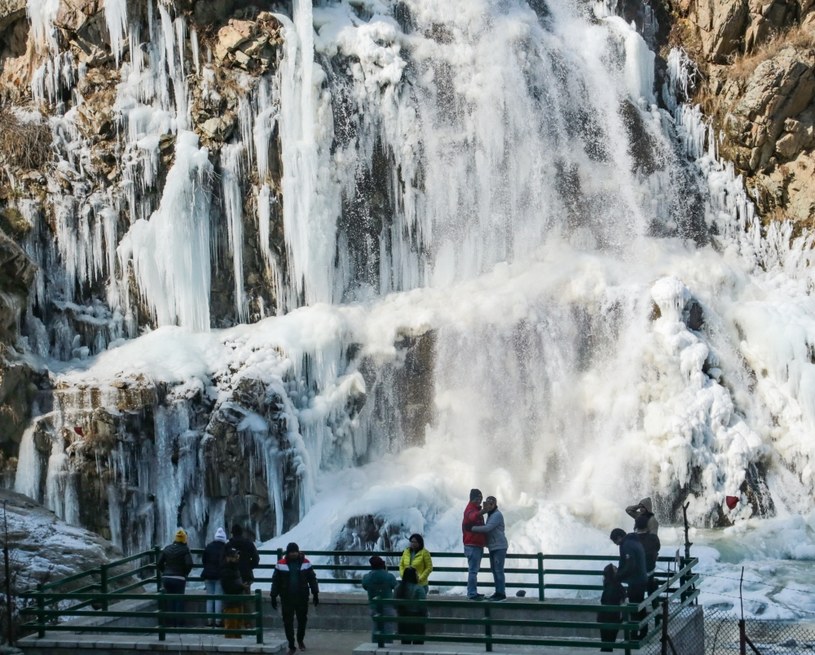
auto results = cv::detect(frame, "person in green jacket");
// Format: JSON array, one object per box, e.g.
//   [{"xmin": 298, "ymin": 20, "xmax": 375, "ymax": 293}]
[
  {"xmin": 361, "ymin": 556, "xmax": 397, "ymax": 642},
  {"xmin": 395, "ymin": 567, "xmax": 427, "ymax": 644},
  {"xmin": 399, "ymin": 534, "xmax": 433, "ymax": 590}
]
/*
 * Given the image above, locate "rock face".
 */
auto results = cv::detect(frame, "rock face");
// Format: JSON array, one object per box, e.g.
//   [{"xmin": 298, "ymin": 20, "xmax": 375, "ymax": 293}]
[
  {"xmin": 664, "ymin": 0, "xmax": 815, "ymax": 224},
  {"xmin": 0, "ymin": 487, "xmax": 120, "ymax": 595}
]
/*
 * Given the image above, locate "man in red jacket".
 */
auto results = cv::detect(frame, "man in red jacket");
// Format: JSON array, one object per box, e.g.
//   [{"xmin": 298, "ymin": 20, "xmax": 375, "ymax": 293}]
[{"xmin": 462, "ymin": 488, "xmax": 487, "ymax": 600}]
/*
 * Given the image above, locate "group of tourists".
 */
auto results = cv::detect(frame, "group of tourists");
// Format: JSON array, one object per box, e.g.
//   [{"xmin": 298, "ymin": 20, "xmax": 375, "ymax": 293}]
[
  {"xmin": 600, "ymin": 497, "xmax": 661, "ymax": 651},
  {"xmin": 157, "ymin": 525, "xmax": 260, "ymax": 636},
  {"xmin": 156, "ymin": 491, "xmax": 660, "ymax": 650},
  {"xmin": 361, "ymin": 533, "xmax": 434, "ymax": 644}
]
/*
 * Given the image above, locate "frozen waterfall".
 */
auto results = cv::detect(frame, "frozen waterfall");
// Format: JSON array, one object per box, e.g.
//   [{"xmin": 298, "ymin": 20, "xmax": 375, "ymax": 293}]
[{"xmin": 10, "ymin": 0, "xmax": 815, "ymax": 617}]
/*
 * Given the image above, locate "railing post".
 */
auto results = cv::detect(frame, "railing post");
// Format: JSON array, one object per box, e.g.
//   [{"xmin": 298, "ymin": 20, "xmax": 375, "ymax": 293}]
[
  {"xmin": 537, "ymin": 553, "xmax": 544, "ymax": 601},
  {"xmin": 623, "ymin": 604, "xmax": 632, "ymax": 655},
  {"xmin": 100, "ymin": 563, "xmax": 109, "ymax": 611},
  {"xmin": 254, "ymin": 589, "xmax": 264, "ymax": 644},
  {"xmin": 157, "ymin": 589, "xmax": 166, "ymax": 641},
  {"xmin": 36, "ymin": 583, "xmax": 45, "ymax": 639},
  {"xmin": 484, "ymin": 603, "xmax": 492, "ymax": 653},
  {"xmin": 739, "ymin": 619, "xmax": 746, "ymax": 655},
  {"xmin": 153, "ymin": 546, "xmax": 162, "ymax": 593},
  {"xmin": 661, "ymin": 599, "xmax": 668, "ymax": 655}
]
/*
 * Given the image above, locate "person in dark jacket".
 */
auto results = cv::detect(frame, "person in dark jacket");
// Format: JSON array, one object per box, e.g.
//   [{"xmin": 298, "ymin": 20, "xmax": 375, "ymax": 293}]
[
  {"xmin": 462, "ymin": 488, "xmax": 487, "ymax": 600},
  {"xmin": 596, "ymin": 563, "xmax": 626, "ymax": 652},
  {"xmin": 395, "ymin": 567, "xmax": 427, "ymax": 644},
  {"xmin": 270, "ymin": 542, "xmax": 319, "ymax": 655},
  {"xmin": 610, "ymin": 528, "xmax": 648, "ymax": 640},
  {"xmin": 227, "ymin": 525, "xmax": 260, "ymax": 585},
  {"xmin": 220, "ymin": 546, "xmax": 247, "ymax": 638},
  {"xmin": 227, "ymin": 525, "xmax": 260, "ymax": 628},
  {"xmin": 157, "ymin": 528, "xmax": 193, "ymax": 627},
  {"xmin": 635, "ymin": 514, "xmax": 661, "ymax": 595},
  {"xmin": 362, "ymin": 555, "xmax": 398, "ymax": 642},
  {"xmin": 201, "ymin": 527, "xmax": 228, "ymax": 626}
]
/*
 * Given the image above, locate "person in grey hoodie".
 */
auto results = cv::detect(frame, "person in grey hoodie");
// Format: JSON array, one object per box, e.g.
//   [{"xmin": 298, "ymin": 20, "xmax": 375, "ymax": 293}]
[
  {"xmin": 625, "ymin": 497, "xmax": 659, "ymax": 535},
  {"xmin": 471, "ymin": 496, "xmax": 508, "ymax": 601}
]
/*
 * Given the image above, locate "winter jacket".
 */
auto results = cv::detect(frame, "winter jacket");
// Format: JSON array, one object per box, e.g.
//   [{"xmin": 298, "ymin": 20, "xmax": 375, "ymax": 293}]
[
  {"xmin": 201, "ymin": 540, "xmax": 227, "ymax": 580},
  {"xmin": 227, "ymin": 535, "xmax": 260, "ymax": 582},
  {"xmin": 220, "ymin": 560, "xmax": 245, "ymax": 596},
  {"xmin": 270, "ymin": 555, "xmax": 319, "ymax": 604},
  {"xmin": 399, "ymin": 548, "xmax": 433, "ymax": 587},
  {"xmin": 395, "ymin": 581, "xmax": 427, "ymax": 616},
  {"xmin": 471, "ymin": 508, "xmax": 508, "ymax": 551},
  {"xmin": 361, "ymin": 569, "xmax": 398, "ymax": 609},
  {"xmin": 158, "ymin": 542, "xmax": 193, "ymax": 579},
  {"xmin": 637, "ymin": 531, "xmax": 661, "ymax": 573},
  {"xmin": 625, "ymin": 497, "xmax": 659, "ymax": 535},
  {"xmin": 616, "ymin": 533, "xmax": 648, "ymax": 587},
  {"xmin": 596, "ymin": 578, "xmax": 626, "ymax": 623},
  {"xmin": 462, "ymin": 501, "xmax": 487, "ymax": 548}
]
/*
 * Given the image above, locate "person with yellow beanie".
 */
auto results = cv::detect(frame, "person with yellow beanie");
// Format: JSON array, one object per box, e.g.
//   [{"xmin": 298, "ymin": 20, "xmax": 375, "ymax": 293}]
[{"xmin": 158, "ymin": 528, "xmax": 194, "ymax": 627}]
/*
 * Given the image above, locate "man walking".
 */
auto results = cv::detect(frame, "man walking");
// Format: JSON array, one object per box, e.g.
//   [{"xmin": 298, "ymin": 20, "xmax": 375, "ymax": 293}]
[
  {"xmin": 471, "ymin": 495, "xmax": 508, "ymax": 601},
  {"xmin": 270, "ymin": 542, "xmax": 319, "ymax": 655},
  {"xmin": 462, "ymin": 489, "xmax": 487, "ymax": 600}
]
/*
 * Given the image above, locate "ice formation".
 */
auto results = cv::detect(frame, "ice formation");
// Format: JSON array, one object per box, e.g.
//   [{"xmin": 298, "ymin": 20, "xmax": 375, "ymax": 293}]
[{"xmin": 10, "ymin": 0, "xmax": 815, "ymax": 619}]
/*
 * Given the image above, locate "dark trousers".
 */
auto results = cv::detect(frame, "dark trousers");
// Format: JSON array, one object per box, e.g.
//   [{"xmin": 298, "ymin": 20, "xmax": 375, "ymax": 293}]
[
  {"xmin": 599, "ymin": 627, "xmax": 619, "ymax": 652},
  {"xmin": 281, "ymin": 598, "xmax": 309, "ymax": 648},
  {"xmin": 397, "ymin": 610, "xmax": 426, "ymax": 644},
  {"xmin": 161, "ymin": 576, "xmax": 187, "ymax": 627},
  {"xmin": 627, "ymin": 583, "xmax": 647, "ymax": 639}
]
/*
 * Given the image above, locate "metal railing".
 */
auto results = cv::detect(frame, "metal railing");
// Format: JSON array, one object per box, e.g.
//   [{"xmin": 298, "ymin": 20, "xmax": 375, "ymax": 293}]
[
  {"xmin": 18, "ymin": 547, "xmax": 699, "ymax": 652},
  {"xmin": 371, "ymin": 556, "xmax": 700, "ymax": 654}
]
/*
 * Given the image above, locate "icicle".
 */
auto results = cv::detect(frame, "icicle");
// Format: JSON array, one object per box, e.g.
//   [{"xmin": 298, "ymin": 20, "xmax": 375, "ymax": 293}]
[
  {"xmin": 105, "ymin": 0, "xmax": 129, "ymax": 66},
  {"xmin": 221, "ymin": 143, "xmax": 248, "ymax": 323}
]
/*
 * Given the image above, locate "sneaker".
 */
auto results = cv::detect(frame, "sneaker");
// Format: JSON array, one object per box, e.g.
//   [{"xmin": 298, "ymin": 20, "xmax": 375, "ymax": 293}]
[
  {"xmin": 298, "ymin": 642, "xmax": 307, "ymax": 650},
  {"xmin": 488, "ymin": 593, "xmax": 507, "ymax": 601},
  {"xmin": 468, "ymin": 594, "xmax": 486, "ymax": 601}
]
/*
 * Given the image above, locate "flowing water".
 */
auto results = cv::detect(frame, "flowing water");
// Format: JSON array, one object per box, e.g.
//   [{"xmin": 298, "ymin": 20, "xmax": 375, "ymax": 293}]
[{"xmin": 10, "ymin": 0, "xmax": 815, "ymax": 618}]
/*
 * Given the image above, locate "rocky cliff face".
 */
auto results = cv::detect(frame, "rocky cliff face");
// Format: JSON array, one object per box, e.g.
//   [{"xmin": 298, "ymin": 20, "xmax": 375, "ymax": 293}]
[{"xmin": 662, "ymin": 0, "xmax": 815, "ymax": 226}]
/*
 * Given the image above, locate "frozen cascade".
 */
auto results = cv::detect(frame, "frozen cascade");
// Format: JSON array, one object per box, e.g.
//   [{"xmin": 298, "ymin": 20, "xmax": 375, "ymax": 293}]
[
  {"xmin": 117, "ymin": 131, "xmax": 214, "ymax": 331},
  {"xmin": 9, "ymin": 1, "xmax": 815, "ymax": 612},
  {"xmin": 221, "ymin": 144, "xmax": 248, "ymax": 323},
  {"xmin": 105, "ymin": 0, "xmax": 129, "ymax": 66}
]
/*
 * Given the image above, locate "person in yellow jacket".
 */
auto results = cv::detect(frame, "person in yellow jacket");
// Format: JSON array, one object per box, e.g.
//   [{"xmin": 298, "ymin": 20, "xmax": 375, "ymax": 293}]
[{"xmin": 399, "ymin": 534, "xmax": 433, "ymax": 590}]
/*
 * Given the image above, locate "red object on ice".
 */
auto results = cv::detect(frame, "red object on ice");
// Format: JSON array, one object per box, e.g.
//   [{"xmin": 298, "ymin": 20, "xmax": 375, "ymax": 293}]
[
  {"xmin": 73, "ymin": 426, "xmax": 84, "ymax": 436},
  {"xmin": 725, "ymin": 495, "xmax": 738, "ymax": 510}
]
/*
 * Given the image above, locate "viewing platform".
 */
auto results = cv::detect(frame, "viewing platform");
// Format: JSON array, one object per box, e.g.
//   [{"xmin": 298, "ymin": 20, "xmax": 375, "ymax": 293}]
[{"xmin": 16, "ymin": 549, "xmax": 702, "ymax": 654}]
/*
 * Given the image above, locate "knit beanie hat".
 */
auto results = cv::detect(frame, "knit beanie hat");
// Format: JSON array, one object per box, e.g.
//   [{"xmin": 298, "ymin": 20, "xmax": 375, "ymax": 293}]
[
  {"xmin": 286, "ymin": 542, "xmax": 300, "ymax": 554},
  {"xmin": 214, "ymin": 527, "xmax": 228, "ymax": 542},
  {"xmin": 369, "ymin": 555, "xmax": 386, "ymax": 569},
  {"xmin": 174, "ymin": 528, "xmax": 187, "ymax": 544}
]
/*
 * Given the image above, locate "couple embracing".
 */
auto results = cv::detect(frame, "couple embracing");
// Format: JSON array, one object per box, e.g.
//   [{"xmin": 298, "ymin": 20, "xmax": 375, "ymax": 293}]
[{"xmin": 462, "ymin": 488, "xmax": 508, "ymax": 601}]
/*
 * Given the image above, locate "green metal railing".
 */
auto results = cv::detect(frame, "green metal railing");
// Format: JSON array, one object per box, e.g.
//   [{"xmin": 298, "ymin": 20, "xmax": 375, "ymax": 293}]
[
  {"xmin": 19, "ymin": 547, "xmax": 698, "ymax": 652},
  {"xmin": 370, "ymin": 556, "xmax": 700, "ymax": 654}
]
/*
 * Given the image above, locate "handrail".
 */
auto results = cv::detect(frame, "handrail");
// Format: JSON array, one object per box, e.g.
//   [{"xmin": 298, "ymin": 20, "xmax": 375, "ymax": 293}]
[{"xmin": 19, "ymin": 549, "xmax": 699, "ymax": 653}]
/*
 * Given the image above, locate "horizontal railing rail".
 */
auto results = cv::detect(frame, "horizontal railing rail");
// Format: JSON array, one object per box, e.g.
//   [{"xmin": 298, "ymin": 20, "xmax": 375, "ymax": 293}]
[
  {"xmin": 370, "ymin": 556, "xmax": 699, "ymax": 654},
  {"xmin": 19, "ymin": 547, "xmax": 697, "ymax": 652}
]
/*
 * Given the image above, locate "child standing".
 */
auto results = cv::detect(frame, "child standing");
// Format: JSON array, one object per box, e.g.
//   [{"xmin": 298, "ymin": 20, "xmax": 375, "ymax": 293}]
[{"xmin": 597, "ymin": 563, "xmax": 626, "ymax": 652}]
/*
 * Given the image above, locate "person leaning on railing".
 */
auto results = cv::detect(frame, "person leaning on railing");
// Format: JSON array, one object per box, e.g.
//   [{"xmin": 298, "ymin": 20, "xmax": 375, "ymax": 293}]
[
  {"xmin": 399, "ymin": 534, "xmax": 433, "ymax": 590},
  {"xmin": 157, "ymin": 528, "xmax": 193, "ymax": 627},
  {"xmin": 395, "ymin": 567, "xmax": 427, "ymax": 645},
  {"xmin": 362, "ymin": 555, "xmax": 398, "ymax": 643}
]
